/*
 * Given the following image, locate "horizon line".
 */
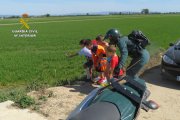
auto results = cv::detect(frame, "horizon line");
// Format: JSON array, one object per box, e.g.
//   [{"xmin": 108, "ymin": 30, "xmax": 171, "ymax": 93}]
[{"xmin": 1, "ymin": 10, "xmax": 180, "ymax": 16}]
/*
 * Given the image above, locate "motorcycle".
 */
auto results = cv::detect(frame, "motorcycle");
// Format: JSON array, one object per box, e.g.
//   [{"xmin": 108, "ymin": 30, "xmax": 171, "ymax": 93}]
[{"xmin": 66, "ymin": 75, "xmax": 159, "ymax": 120}]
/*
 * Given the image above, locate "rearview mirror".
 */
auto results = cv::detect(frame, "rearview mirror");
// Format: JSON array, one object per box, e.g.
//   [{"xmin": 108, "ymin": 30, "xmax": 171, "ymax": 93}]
[{"xmin": 169, "ymin": 43, "xmax": 174, "ymax": 46}]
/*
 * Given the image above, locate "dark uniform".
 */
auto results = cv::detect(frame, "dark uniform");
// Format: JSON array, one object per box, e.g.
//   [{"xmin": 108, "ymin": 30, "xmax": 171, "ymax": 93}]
[
  {"xmin": 117, "ymin": 36, "xmax": 150, "ymax": 82},
  {"xmin": 104, "ymin": 29, "xmax": 150, "ymax": 83}
]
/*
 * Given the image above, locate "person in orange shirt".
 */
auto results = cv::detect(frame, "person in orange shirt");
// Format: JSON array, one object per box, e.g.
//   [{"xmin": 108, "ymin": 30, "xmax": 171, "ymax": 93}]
[
  {"xmin": 85, "ymin": 39, "xmax": 107, "ymax": 84},
  {"xmin": 105, "ymin": 45, "xmax": 124, "ymax": 80},
  {"xmin": 96, "ymin": 35, "xmax": 109, "ymax": 49}
]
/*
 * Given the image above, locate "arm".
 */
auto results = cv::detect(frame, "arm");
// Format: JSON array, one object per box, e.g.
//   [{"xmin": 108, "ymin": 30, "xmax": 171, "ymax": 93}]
[
  {"xmin": 107, "ymin": 66, "xmax": 114, "ymax": 80},
  {"xmin": 103, "ymin": 41, "xmax": 109, "ymax": 48},
  {"xmin": 67, "ymin": 52, "xmax": 78, "ymax": 58},
  {"xmin": 68, "ymin": 48, "xmax": 85, "ymax": 58},
  {"xmin": 105, "ymin": 57, "xmax": 116, "ymax": 80},
  {"xmin": 96, "ymin": 53, "xmax": 103, "ymax": 65},
  {"xmin": 117, "ymin": 39, "xmax": 128, "ymax": 68},
  {"xmin": 92, "ymin": 54, "xmax": 97, "ymax": 67},
  {"xmin": 105, "ymin": 62, "xmax": 113, "ymax": 80}
]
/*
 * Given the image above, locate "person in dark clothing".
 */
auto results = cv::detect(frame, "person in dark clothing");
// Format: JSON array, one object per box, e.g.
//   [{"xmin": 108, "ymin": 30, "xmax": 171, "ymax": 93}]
[{"xmin": 104, "ymin": 29, "xmax": 150, "ymax": 83}]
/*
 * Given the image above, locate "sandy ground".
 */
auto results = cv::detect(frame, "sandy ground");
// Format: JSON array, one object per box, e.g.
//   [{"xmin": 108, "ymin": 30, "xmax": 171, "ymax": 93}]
[
  {"xmin": 27, "ymin": 65, "xmax": 180, "ymax": 120},
  {"xmin": 28, "ymin": 83, "xmax": 92, "ymax": 120},
  {"xmin": 0, "ymin": 100, "xmax": 47, "ymax": 120},
  {"xmin": 28, "ymin": 81, "xmax": 95, "ymax": 120}
]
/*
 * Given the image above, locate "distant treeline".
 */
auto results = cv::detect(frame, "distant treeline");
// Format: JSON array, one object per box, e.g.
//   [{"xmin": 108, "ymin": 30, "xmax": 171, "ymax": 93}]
[
  {"xmin": 109, "ymin": 12, "xmax": 180, "ymax": 15},
  {"xmin": 1, "ymin": 12, "xmax": 180, "ymax": 19}
]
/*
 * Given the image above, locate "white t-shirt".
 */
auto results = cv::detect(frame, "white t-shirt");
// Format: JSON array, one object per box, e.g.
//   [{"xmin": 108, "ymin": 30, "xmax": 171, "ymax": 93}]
[{"xmin": 78, "ymin": 47, "xmax": 92, "ymax": 58}]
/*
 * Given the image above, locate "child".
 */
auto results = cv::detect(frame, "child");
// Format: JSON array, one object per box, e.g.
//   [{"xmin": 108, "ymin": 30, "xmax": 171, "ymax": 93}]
[
  {"xmin": 91, "ymin": 39, "xmax": 98, "ymax": 46},
  {"xmin": 68, "ymin": 39, "xmax": 93, "ymax": 81},
  {"xmin": 96, "ymin": 35, "xmax": 109, "ymax": 49},
  {"xmin": 105, "ymin": 45, "xmax": 124, "ymax": 80},
  {"xmin": 85, "ymin": 39, "xmax": 107, "ymax": 84}
]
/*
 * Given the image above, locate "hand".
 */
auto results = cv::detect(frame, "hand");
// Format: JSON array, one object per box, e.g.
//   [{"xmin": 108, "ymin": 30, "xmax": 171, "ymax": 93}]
[
  {"xmin": 65, "ymin": 53, "xmax": 78, "ymax": 58},
  {"xmin": 114, "ymin": 66, "xmax": 121, "ymax": 74},
  {"xmin": 122, "ymin": 67, "xmax": 126, "ymax": 76},
  {"xmin": 65, "ymin": 53, "xmax": 72, "ymax": 58}
]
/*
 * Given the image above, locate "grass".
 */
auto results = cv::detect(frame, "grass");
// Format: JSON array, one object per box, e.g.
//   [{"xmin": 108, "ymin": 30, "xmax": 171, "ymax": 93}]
[
  {"xmin": 16, "ymin": 95, "xmax": 35, "ymax": 108},
  {"xmin": 0, "ymin": 87, "xmax": 35, "ymax": 108},
  {"xmin": 0, "ymin": 15, "xmax": 180, "ymax": 96}
]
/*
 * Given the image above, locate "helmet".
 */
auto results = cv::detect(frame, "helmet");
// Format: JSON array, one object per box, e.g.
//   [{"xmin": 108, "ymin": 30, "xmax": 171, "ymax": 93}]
[{"xmin": 104, "ymin": 29, "xmax": 121, "ymax": 44}]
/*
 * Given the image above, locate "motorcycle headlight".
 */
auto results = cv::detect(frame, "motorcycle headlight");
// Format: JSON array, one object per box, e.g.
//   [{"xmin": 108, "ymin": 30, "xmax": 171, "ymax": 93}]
[{"xmin": 162, "ymin": 55, "xmax": 177, "ymax": 65}]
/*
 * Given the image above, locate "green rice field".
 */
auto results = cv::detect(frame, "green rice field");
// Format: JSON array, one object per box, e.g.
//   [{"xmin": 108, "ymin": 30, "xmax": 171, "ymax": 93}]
[{"xmin": 0, "ymin": 14, "xmax": 180, "ymax": 88}]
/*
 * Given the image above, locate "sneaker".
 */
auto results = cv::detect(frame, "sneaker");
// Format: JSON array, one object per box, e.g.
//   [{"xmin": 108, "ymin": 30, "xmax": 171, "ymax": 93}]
[
  {"xmin": 93, "ymin": 76, "xmax": 101, "ymax": 83},
  {"xmin": 97, "ymin": 78, "xmax": 108, "ymax": 87}
]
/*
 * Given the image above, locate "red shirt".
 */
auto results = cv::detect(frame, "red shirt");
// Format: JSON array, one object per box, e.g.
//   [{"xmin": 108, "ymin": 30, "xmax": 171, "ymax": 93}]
[{"xmin": 110, "ymin": 55, "xmax": 124, "ymax": 76}]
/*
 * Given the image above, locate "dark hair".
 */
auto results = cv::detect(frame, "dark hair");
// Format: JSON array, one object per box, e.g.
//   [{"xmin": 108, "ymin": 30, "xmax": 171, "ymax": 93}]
[
  {"xmin": 96, "ymin": 35, "xmax": 104, "ymax": 41},
  {"xmin": 84, "ymin": 39, "xmax": 92, "ymax": 46},
  {"xmin": 79, "ymin": 39, "xmax": 87, "ymax": 45}
]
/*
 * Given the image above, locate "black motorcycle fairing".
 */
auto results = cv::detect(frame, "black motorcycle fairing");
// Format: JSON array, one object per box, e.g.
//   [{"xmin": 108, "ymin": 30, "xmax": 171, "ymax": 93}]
[{"xmin": 69, "ymin": 102, "xmax": 120, "ymax": 120}]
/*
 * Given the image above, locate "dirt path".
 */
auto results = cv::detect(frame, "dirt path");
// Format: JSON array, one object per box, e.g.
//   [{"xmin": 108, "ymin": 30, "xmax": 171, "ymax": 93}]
[
  {"xmin": 28, "ymin": 65, "xmax": 180, "ymax": 120},
  {"xmin": 139, "ymin": 65, "xmax": 180, "ymax": 120},
  {"xmin": 28, "ymin": 82, "xmax": 94, "ymax": 120}
]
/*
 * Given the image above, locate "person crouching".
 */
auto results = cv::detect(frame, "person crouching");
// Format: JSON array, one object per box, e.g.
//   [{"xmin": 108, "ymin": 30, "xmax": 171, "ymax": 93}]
[
  {"xmin": 85, "ymin": 39, "xmax": 107, "ymax": 85},
  {"xmin": 68, "ymin": 39, "xmax": 93, "ymax": 81}
]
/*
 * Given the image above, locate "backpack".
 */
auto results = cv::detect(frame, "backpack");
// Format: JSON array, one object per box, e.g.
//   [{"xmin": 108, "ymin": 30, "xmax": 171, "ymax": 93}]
[{"xmin": 128, "ymin": 30, "xmax": 150, "ymax": 49}]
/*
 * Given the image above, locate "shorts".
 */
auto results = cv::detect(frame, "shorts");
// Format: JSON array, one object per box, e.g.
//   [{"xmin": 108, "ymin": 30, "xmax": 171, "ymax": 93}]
[{"xmin": 84, "ymin": 59, "xmax": 93, "ymax": 68}]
